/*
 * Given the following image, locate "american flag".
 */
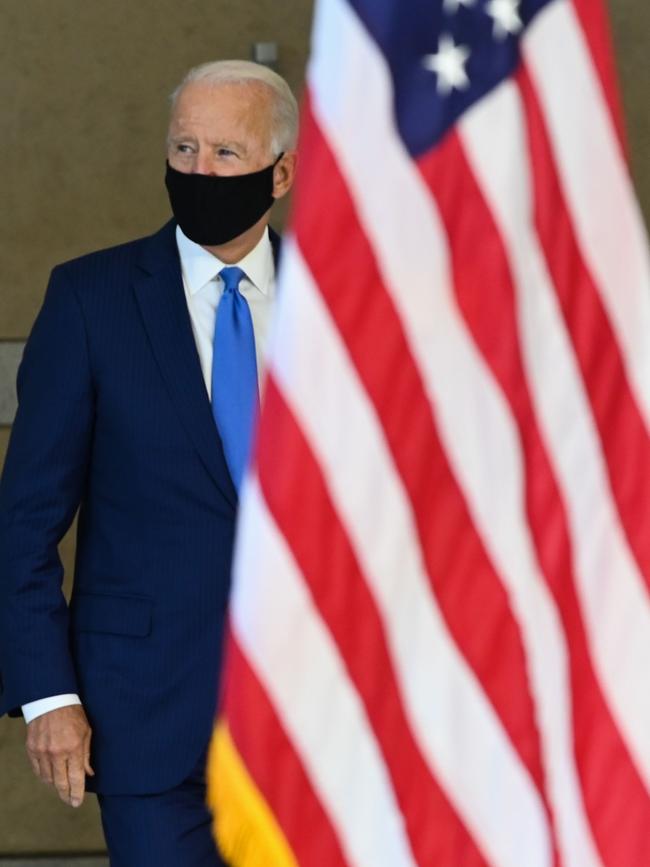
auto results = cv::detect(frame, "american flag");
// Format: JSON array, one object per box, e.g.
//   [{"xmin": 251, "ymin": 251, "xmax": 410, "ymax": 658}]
[{"xmin": 208, "ymin": 0, "xmax": 650, "ymax": 864}]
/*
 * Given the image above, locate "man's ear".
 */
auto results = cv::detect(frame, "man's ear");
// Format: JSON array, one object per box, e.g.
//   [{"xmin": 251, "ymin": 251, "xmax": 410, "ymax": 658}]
[{"xmin": 272, "ymin": 151, "xmax": 298, "ymax": 200}]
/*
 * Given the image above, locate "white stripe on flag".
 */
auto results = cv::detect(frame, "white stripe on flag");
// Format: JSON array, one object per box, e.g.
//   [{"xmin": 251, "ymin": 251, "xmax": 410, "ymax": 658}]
[
  {"xmin": 271, "ymin": 236, "xmax": 553, "ymax": 867},
  {"xmin": 459, "ymin": 75, "xmax": 650, "ymax": 796},
  {"xmin": 310, "ymin": 2, "xmax": 599, "ymax": 865},
  {"xmin": 461, "ymin": 79, "xmax": 628, "ymax": 864},
  {"xmin": 231, "ymin": 477, "xmax": 418, "ymax": 867},
  {"xmin": 524, "ymin": 0, "xmax": 650, "ymax": 433}
]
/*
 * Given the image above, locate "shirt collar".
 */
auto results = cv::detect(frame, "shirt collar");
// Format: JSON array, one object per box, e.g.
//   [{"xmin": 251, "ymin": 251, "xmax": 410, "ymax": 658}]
[{"xmin": 175, "ymin": 225, "xmax": 274, "ymax": 296}]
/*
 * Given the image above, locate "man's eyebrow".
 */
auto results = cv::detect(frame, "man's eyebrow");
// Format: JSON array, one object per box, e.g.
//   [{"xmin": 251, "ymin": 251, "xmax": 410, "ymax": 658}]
[
  {"xmin": 212, "ymin": 138, "xmax": 248, "ymax": 153},
  {"xmin": 166, "ymin": 133, "xmax": 249, "ymax": 155}
]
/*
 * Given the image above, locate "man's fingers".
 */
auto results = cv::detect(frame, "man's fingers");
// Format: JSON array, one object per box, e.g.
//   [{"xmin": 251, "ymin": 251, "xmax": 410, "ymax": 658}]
[
  {"xmin": 52, "ymin": 756, "xmax": 71, "ymax": 804},
  {"xmin": 83, "ymin": 731, "xmax": 94, "ymax": 777},
  {"xmin": 36, "ymin": 756, "xmax": 55, "ymax": 785},
  {"xmin": 26, "ymin": 733, "xmax": 52, "ymax": 785},
  {"xmin": 24, "ymin": 706, "xmax": 92, "ymax": 805},
  {"xmin": 67, "ymin": 754, "xmax": 86, "ymax": 808}
]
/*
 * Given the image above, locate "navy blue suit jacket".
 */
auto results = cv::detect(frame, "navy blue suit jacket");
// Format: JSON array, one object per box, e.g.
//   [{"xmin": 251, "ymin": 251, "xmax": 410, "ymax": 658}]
[{"xmin": 0, "ymin": 219, "xmax": 280, "ymax": 795}]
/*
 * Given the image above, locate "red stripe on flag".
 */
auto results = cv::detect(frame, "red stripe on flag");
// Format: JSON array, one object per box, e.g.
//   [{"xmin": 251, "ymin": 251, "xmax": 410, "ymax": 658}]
[
  {"xmin": 417, "ymin": 126, "xmax": 650, "ymax": 867},
  {"xmin": 294, "ymin": 97, "xmax": 551, "ymax": 825},
  {"xmin": 569, "ymin": 0, "xmax": 628, "ymax": 159},
  {"xmin": 223, "ymin": 635, "xmax": 349, "ymax": 866},
  {"xmin": 257, "ymin": 375, "xmax": 488, "ymax": 866},
  {"xmin": 518, "ymin": 64, "xmax": 650, "ymax": 598}
]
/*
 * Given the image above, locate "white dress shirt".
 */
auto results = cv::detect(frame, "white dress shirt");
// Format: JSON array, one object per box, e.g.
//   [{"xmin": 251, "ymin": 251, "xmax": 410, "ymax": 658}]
[
  {"xmin": 22, "ymin": 225, "xmax": 277, "ymax": 724},
  {"xmin": 176, "ymin": 224, "xmax": 276, "ymax": 396}
]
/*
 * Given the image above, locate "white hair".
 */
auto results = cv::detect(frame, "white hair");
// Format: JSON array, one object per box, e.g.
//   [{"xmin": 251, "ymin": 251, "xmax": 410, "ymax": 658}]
[{"xmin": 170, "ymin": 59, "xmax": 299, "ymax": 156}]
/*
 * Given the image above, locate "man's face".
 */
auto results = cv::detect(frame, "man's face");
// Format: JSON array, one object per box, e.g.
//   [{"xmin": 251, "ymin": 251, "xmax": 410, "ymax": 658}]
[{"xmin": 167, "ymin": 80, "xmax": 277, "ymax": 178}]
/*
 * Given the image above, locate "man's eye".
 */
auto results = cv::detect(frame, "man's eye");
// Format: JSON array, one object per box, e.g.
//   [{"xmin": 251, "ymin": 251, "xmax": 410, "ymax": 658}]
[
  {"xmin": 217, "ymin": 148, "xmax": 235, "ymax": 157},
  {"xmin": 176, "ymin": 144, "xmax": 194, "ymax": 154}
]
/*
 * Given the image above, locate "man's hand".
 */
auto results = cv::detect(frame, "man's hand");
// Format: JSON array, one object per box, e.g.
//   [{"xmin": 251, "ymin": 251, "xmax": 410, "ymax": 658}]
[{"xmin": 26, "ymin": 705, "xmax": 94, "ymax": 807}]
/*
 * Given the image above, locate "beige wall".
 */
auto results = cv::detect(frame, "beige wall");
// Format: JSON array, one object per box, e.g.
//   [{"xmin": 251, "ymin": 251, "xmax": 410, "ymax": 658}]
[
  {"xmin": 610, "ymin": 0, "xmax": 650, "ymax": 227},
  {"xmin": 0, "ymin": 0, "xmax": 313, "ymax": 341},
  {"xmin": 0, "ymin": 0, "xmax": 648, "ymax": 856}
]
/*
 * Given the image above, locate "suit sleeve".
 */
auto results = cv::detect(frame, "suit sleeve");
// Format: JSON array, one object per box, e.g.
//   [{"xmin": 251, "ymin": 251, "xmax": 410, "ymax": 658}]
[{"xmin": 0, "ymin": 265, "xmax": 94, "ymax": 715}]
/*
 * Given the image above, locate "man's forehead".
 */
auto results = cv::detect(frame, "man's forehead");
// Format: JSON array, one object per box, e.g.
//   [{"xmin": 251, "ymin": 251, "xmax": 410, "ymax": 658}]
[
  {"xmin": 173, "ymin": 79, "xmax": 272, "ymax": 116},
  {"xmin": 167, "ymin": 79, "xmax": 275, "ymax": 155}
]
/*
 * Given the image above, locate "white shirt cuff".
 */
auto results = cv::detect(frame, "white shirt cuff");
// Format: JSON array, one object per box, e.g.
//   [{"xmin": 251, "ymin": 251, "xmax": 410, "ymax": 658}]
[{"xmin": 22, "ymin": 694, "xmax": 82, "ymax": 725}]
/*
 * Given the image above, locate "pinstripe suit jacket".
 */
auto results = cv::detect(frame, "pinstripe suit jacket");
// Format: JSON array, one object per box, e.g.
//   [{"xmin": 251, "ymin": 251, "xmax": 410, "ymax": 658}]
[{"xmin": 0, "ymin": 219, "xmax": 280, "ymax": 794}]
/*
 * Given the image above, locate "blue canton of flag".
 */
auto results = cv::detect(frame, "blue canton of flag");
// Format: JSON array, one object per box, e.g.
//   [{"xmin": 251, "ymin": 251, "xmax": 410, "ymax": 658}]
[{"xmin": 350, "ymin": 0, "xmax": 556, "ymax": 152}]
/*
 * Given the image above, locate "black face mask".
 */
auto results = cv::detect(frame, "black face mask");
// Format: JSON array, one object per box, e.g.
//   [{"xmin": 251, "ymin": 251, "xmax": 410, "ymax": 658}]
[{"xmin": 165, "ymin": 154, "xmax": 282, "ymax": 246}]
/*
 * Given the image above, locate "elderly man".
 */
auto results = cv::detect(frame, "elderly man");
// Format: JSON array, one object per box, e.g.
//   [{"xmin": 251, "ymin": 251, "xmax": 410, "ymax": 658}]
[{"xmin": 0, "ymin": 60, "xmax": 298, "ymax": 865}]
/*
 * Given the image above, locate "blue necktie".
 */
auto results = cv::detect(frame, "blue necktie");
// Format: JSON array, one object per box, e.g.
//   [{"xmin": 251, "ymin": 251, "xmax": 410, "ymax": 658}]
[{"xmin": 211, "ymin": 266, "xmax": 259, "ymax": 491}]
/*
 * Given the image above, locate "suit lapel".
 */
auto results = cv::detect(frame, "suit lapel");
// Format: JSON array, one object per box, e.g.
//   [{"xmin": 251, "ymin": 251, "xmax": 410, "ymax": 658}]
[{"xmin": 132, "ymin": 221, "xmax": 238, "ymax": 508}]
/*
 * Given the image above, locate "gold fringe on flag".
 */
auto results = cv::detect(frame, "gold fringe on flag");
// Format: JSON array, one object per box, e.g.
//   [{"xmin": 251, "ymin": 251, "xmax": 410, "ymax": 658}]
[{"xmin": 207, "ymin": 719, "xmax": 299, "ymax": 867}]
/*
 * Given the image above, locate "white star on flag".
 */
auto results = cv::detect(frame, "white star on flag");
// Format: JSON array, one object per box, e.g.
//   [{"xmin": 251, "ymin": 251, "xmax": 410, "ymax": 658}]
[
  {"xmin": 485, "ymin": 0, "xmax": 523, "ymax": 39},
  {"xmin": 443, "ymin": 0, "xmax": 477, "ymax": 13},
  {"xmin": 423, "ymin": 34, "xmax": 471, "ymax": 95}
]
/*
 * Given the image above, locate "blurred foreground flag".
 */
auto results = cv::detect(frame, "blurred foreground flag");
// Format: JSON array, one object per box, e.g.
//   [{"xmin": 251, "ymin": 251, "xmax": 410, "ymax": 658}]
[{"xmin": 209, "ymin": 0, "xmax": 650, "ymax": 864}]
